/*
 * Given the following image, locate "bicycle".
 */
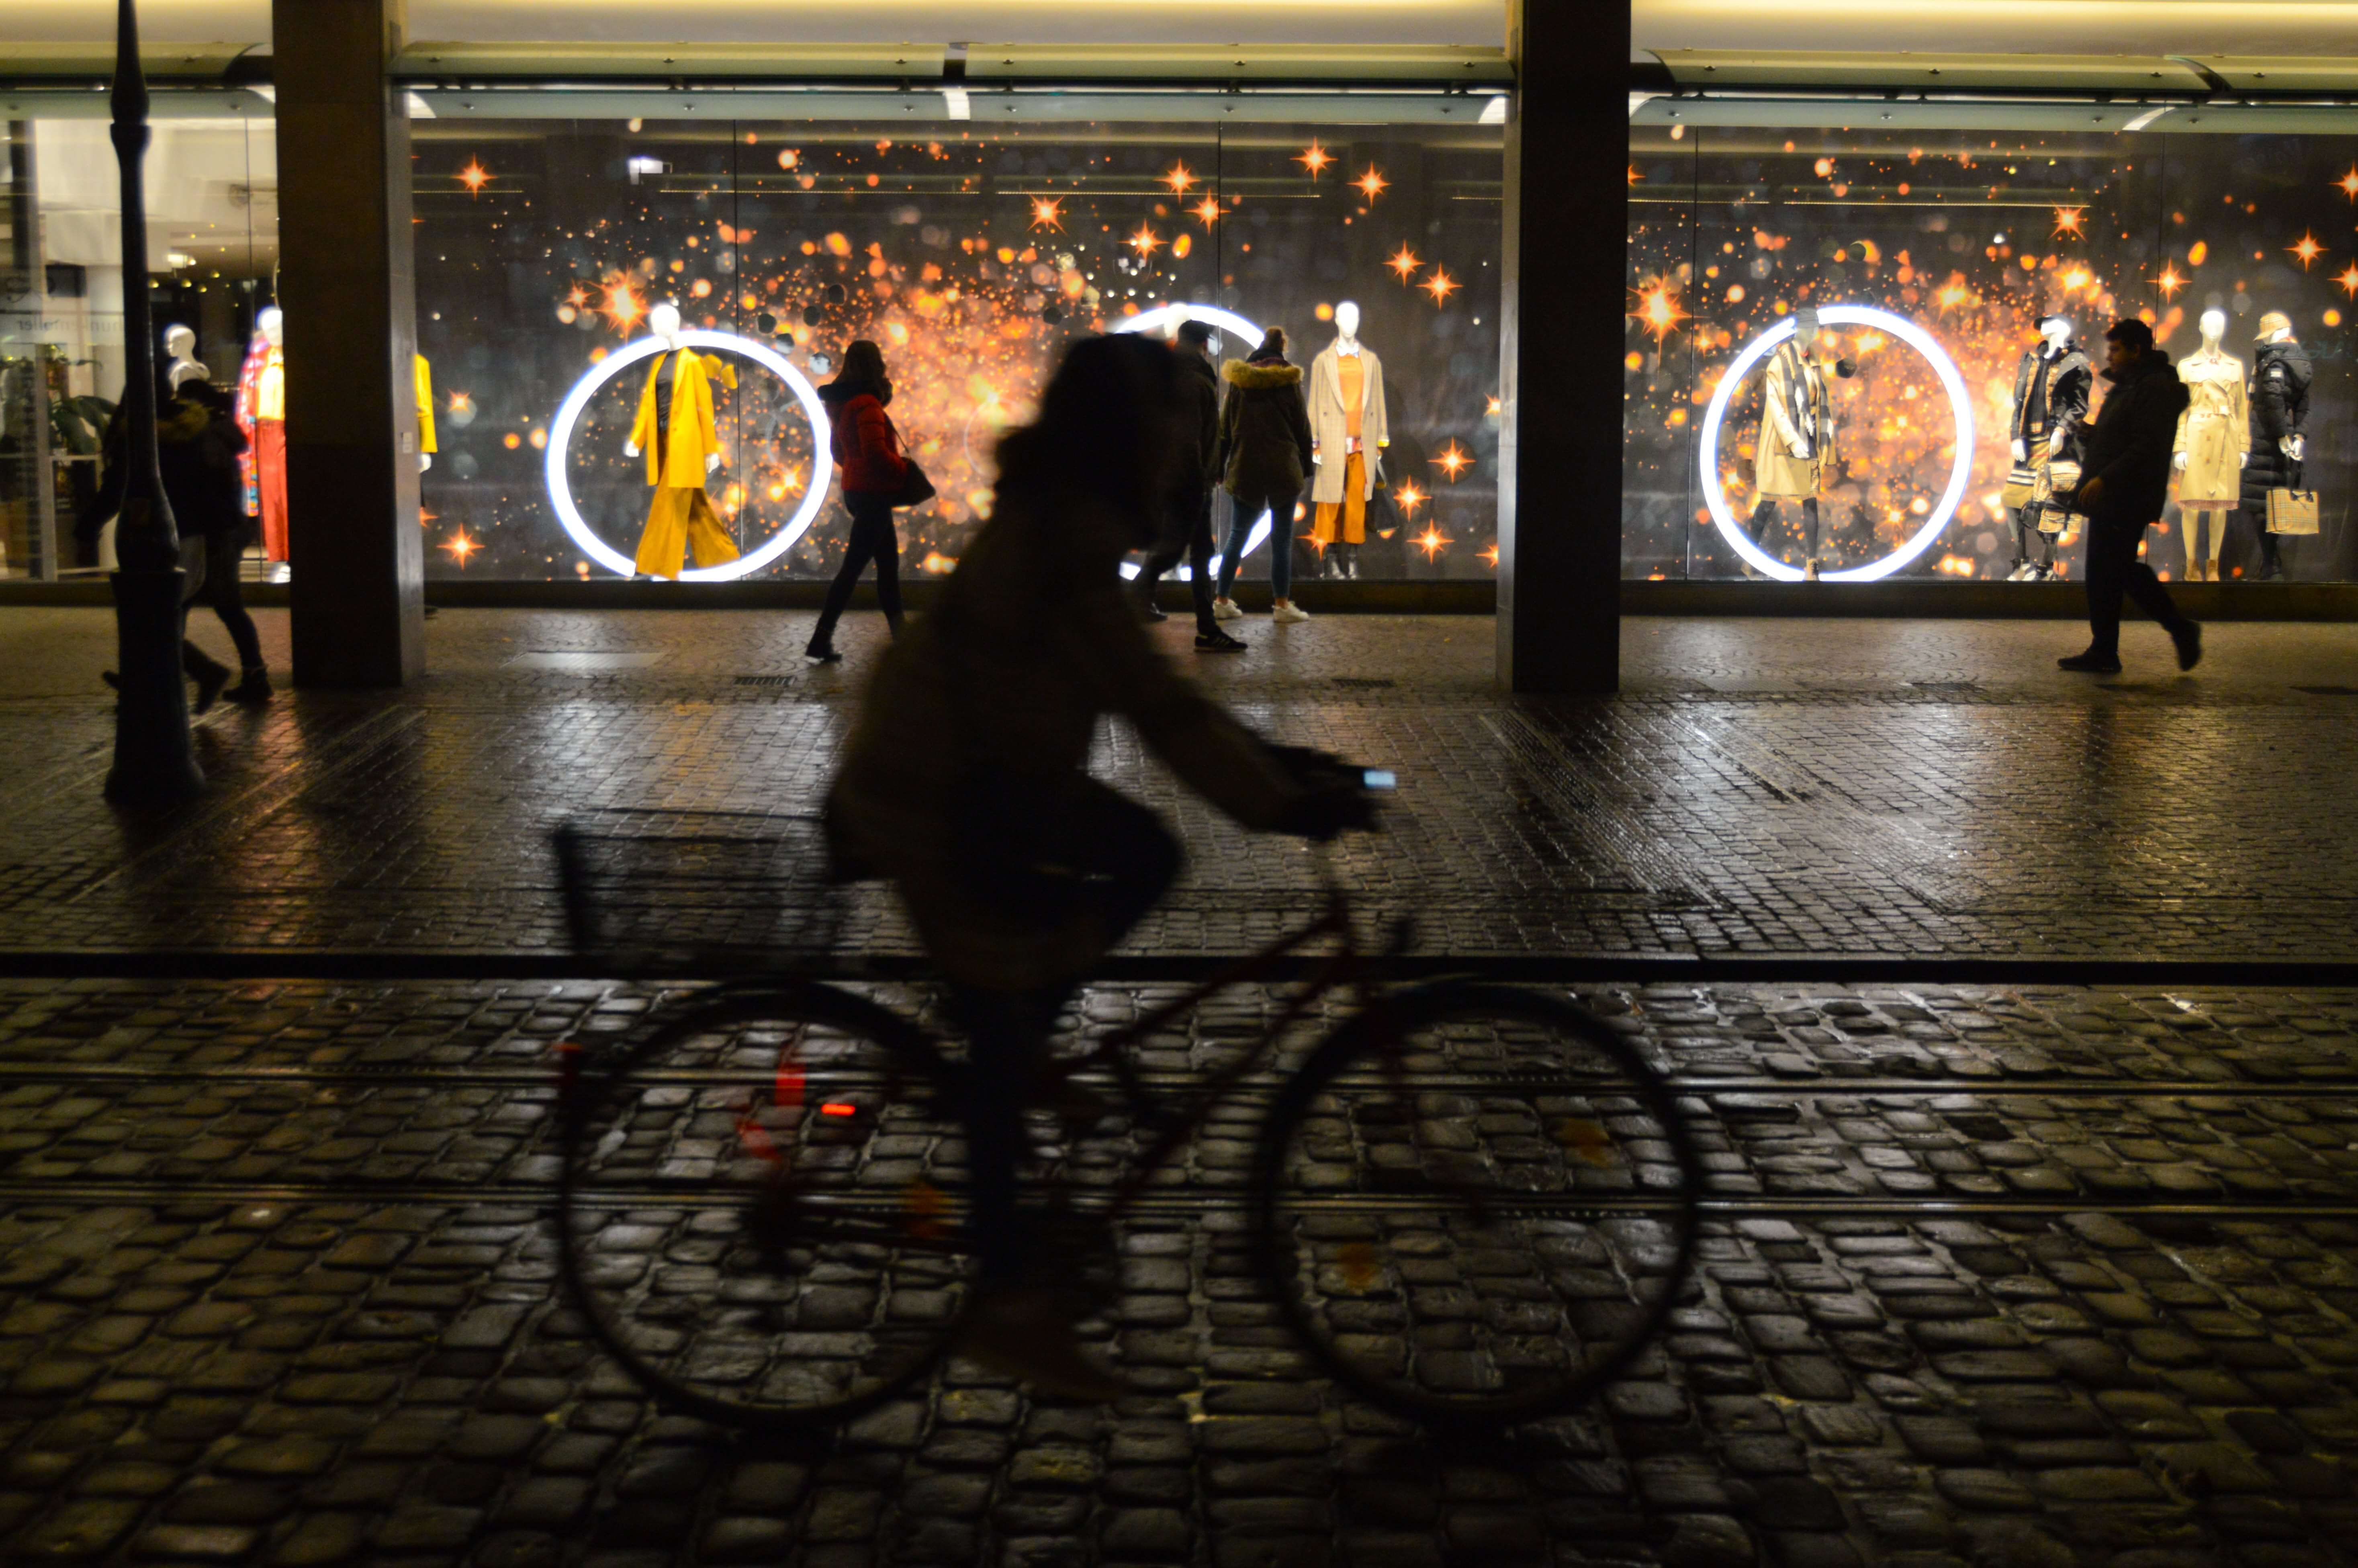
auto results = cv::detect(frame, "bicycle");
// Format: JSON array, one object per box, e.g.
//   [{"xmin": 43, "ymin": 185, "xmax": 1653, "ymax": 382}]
[{"xmin": 549, "ymin": 802, "xmax": 1701, "ymax": 1430}]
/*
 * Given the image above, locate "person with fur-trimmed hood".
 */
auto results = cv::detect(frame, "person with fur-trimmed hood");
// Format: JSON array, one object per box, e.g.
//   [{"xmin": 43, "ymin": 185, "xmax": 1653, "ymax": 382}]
[{"xmin": 1212, "ymin": 327, "xmax": 1315, "ymax": 624}]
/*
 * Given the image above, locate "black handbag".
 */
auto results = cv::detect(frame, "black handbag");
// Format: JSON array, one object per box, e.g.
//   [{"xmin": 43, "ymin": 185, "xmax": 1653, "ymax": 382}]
[{"xmin": 890, "ymin": 457, "xmax": 937, "ymax": 510}]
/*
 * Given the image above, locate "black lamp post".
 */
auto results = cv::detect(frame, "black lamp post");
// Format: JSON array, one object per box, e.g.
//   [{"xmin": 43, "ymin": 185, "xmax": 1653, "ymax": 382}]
[{"xmin": 103, "ymin": 0, "xmax": 203, "ymax": 804}]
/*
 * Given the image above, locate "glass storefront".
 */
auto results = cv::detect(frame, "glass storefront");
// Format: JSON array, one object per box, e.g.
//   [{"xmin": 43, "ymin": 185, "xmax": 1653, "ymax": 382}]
[
  {"xmin": 410, "ymin": 108, "xmax": 1504, "ymax": 583},
  {"xmin": 1, "ymin": 112, "xmax": 276, "ymax": 579},
  {"xmin": 1626, "ymin": 106, "xmax": 2358, "ymax": 584}
]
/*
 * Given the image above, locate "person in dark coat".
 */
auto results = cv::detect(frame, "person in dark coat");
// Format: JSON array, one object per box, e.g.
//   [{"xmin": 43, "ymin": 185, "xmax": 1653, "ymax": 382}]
[
  {"xmin": 2239, "ymin": 312, "xmax": 2312, "ymax": 582},
  {"xmin": 807, "ymin": 340, "xmax": 909, "ymax": 663},
  {"xmin": 1133, "ymin": 320, "xmax": 1243, "ymax": 651},
  {"xmin": 84, "ymin": 373, "xmax": 268, "ymax": 711},
  {"xmin": 826, "ymin": 333, "xmax": 1371, "ymax": 1398},
  {"xmin": 1212, "ymin": 327, "xmax": 1315, "ymax": 624},
  {"xmin": 2061, "ymin": 318, "xmax": 2201, "ymax": 674}
]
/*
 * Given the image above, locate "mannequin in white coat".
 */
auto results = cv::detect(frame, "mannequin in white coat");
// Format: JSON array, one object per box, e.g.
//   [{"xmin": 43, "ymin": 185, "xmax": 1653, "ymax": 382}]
[{"xmin": 1308, "ymin": 301, "xmax": 1388, "ymax": 581}]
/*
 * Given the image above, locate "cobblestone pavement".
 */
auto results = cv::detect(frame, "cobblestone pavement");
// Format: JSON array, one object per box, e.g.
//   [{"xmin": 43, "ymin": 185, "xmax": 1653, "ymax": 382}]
[
  {"xmin": 7, "ymin": 978, "xmax": 2358, "ymax": 1565},
  {"xmin": 6, "ymin": 607, "xmax": 2358, "ymax": 960}
]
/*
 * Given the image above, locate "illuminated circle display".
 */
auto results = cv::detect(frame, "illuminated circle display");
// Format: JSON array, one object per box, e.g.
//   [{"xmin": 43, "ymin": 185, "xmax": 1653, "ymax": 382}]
[
  {"xmin": 1111, "ymin": 305, "xmax": 1272, "ymax": 578},
  {"xmin": 1698, "ymin": 305, "xmax": 1975, "ymax": 583},
  {"xmin": 545, "ymin": 329, "xmax": 831, "ymax": 581}
]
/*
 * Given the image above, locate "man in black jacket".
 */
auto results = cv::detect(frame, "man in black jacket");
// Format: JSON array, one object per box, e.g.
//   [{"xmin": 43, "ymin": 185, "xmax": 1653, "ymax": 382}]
[
  {"xmin": 1133, "ymin": 321, "xmax": 1245, "ymax": 651},
  {"xmin": 2061, "ymin": 319, "xmax": 2201, "ymax": 674}
]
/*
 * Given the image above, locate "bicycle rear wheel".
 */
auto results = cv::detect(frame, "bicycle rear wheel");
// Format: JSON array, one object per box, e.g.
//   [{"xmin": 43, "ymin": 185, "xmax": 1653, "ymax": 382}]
[
  {"xmin": 556, "ymin": 981, "xmax": 976, "ymax": 1428},
  {"xmin": 1251, "ymin": 982, "xmax": 1700, "ymax": 1427}
]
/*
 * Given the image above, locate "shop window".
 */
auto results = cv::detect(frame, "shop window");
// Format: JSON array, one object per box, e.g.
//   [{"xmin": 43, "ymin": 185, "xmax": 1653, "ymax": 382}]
[
  {"xmin": 1, "ymin": 114, "xmax": 276, "ymax": 581},
  {"xmin": 1626, "ymin": 114, "xmax": 2355, "ymax": 585},
  {"xmin": 412, "ymin": 112, "xmax": 1503, "ymax": 583}
]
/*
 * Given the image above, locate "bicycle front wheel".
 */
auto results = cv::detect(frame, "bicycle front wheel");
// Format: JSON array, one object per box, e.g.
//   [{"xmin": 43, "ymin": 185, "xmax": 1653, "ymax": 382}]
[
  {"xmin": 556, "ymin": 981, "xmax": 976, "ymax": 1428},
  {"xmin": 1251, "ymin": 982, "xmax": 1700, "ymax": 1427}
]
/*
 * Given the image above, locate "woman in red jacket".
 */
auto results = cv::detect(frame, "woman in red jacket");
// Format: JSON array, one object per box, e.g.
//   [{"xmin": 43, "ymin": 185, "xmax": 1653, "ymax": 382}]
[{"xmin": 808, "ymin": 341, "xmax": 909, "ymax": 662}]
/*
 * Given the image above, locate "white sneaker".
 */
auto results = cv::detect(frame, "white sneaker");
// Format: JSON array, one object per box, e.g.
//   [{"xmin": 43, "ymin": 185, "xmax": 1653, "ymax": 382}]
[
  {"xmin": 1271, "ymin": 601, "xmax": 1310, "ymax": 624},
  {"xmin": 1212, "ymin": 597, "xmax": 1243, "ymax": 621}
]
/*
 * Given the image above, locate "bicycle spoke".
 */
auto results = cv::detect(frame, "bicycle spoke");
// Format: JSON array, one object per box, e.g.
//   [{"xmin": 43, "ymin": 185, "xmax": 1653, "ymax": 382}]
[
  {"xmin": 1255, "ymin": 985, "xmax": 1701, "ymax": 1425},
  {"xmin": 558, "ymin": 987, "xmax": 974, "ymax": 1427}
]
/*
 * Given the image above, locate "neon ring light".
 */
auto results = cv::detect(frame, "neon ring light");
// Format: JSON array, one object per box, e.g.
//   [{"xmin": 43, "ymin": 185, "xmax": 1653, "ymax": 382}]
[
  {"xmin": 545, "ymin": 329, "xmax": 831, "ymax": 581},
  {"xmin": 1698, "ymin": 305, "xmax": 1974, "ymax": 583},
  {"xmin": 1112, "ymin": 305, "xmax": 1271, "ymax": 579}
]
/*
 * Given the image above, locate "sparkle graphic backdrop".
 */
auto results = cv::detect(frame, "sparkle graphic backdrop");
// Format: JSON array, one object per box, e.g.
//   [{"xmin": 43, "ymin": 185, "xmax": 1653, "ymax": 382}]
[
  {"xmin": 1626, "ymin": 126, "xmax": 2358, "ymax": 583},
  {"xmin": 413, "ymin": 120, "xmax": 1502, "ymax": 581}
]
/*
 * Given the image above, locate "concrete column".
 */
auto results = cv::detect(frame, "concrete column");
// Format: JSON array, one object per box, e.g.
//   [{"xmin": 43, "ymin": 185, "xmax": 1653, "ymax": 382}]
[
  {"xmin": 1495, "ymin": 0, "xmax": 1626, "ymax": 693},
  {"xmin": 273, "ymin": 0, "xmax": 424, "ymax": 685}
]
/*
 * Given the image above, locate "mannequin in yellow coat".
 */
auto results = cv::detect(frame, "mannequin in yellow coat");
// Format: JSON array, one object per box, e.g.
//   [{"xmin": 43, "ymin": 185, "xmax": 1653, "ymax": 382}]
[
  {"xmin": 622, "ymin": 304, "xmax": 740, "ymax": 578},
  {"xmin": 415, "ymin": 354, "xmax": 436, "ymax": 470}
]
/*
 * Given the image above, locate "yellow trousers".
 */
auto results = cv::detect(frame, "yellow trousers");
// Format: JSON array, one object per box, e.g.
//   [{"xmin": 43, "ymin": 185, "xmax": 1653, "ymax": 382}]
[
  {"xmin": 1313, "ymin": 452, "xmax": 1367, "ymax": 545},
  {"xmin": 634, "ymin": 485, "xmax": 740, "ymax": 578}
]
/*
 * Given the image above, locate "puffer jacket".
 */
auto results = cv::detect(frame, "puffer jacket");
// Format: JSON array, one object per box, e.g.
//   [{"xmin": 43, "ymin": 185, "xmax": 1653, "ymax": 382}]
[
  {"xmin": 2240, "ymin": 339, "xmax": 2313, "ymax": 514},
  {"xmin": 1217, "ymin": 358, "xmax": 1314, "ymax": 497},
  {"xmin": 825, "ymin": 476, "xmax": 1305, "ymax": 989},
  {"xmin": 820, "ymin": 381, "xmax": 907, "ymax": 495},
  {"xmin": 86, "ymin": 380, "xmax": 247, "ymax": 541},
  {"xmin": 2078, "ymin": 350, "xmax": 2189, "ymax": 527}
]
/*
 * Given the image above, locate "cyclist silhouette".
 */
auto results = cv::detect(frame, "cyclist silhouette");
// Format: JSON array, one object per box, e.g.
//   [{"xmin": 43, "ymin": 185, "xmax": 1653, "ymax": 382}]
[{"xmin": 826, "ymin": 334, "xmax": 1370, "ymax": 1396}]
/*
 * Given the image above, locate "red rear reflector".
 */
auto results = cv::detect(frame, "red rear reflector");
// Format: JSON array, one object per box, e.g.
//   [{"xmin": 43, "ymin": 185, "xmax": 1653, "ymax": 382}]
[{"xmin": 820, "ymin": 1102, "xmax": 858, "ymax": 1117}]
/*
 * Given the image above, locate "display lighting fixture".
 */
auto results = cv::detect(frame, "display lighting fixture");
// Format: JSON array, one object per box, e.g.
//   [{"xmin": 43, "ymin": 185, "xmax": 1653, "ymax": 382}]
[
  {"xmin": 2290, "ymin": 231, "xmax": 2325, "ymax": 270},
  {"xmin": 1353, "ymin": 166, "xmax": 1388, "ymax": 202},
  {"xmin": 1111, "ymin": 305, "xmax": 1275, "ymax": 579},
  {"xmin": 1191, "ymin": 196, "xmax": 1223, "ymax": 229},
  {"xmin": 1029, "ymin": 197, "xmax": 1063, "ymax": 231},
  {"xmin": 1386, "ymin": 244, "xmax": 1421, "ymax": 282},
  {"xmin": 458, "ymin": 158, "xmax": 491, "ymax": 195},
  {"xmin": 544, "ymin": 329, "xmax": 831, "ymax": 581},
  {"xmin": 625, "ymin": 156, "xmax": 666, "ymax": 185},
  {"xmin": 1163, "ymin": 162, "xmax": 1196, "ymax": 194},
  {"xmin": 1696, "ymin": 305, "xmax": 1974, "ymax": 584},
  {"xmin": 2338, "ymin": 167, "xmax": 2358, "ymax": 202},
  {"xmin": 1295, "ymin": 139, "xmax": 1333, "ymax": 177}
]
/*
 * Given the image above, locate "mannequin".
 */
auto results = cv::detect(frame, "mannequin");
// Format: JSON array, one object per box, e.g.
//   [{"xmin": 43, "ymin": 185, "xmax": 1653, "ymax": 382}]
[
  {"xmin": 1307, "ymin": 301, "xmax": 1389, "ymax": 580},
  {"xmin": 2241, "ymin": 310, "xmax": 2311, "ymax": 582},
  {"xmin": 233, "ymin": 307, "xmax": 290, "ymax": 577},
  {"xmin": 2172, "ymin": 307, "xmax": 2248, "ymax": 582},
  {"xmin": 2003, "ymin": 315, "xmax": 2090, "ymax": 581},
  {"xmin": 1749, "ymin": 307, "xmax": 1855, "ymax": 579},
  {"xmin": 414, "ymin": 354, "xmax": 436, "ymax": 472},
  {"xmin": 163, "ymin": 325, "xmax": 207, "ymax": 392},
  {"xmin": 622, "ymin": 302, "xmax": 739, "ymax": 579}
]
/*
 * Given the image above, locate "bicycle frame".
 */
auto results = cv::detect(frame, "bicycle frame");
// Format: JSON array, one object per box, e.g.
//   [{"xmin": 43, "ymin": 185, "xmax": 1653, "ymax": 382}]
[{"xmin": 1027, "ymin": 846, "xmax": 1417, "ymax": 1222}]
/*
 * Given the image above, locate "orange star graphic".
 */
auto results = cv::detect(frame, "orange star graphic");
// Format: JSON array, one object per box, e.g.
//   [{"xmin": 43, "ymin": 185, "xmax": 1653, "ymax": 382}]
[
  {"xmin": 1421, "ymin": 266, "xmax": 1460, "ymax": 307},
  {"xmin": 2338, "ymin": 264, "xmax": 2358, "ymax": 298},
  {"xmin": 1353, "ymin": 165, "xmax": 1388, "ymax": 202},
  {"xmin": 1029, "ymin": 197, "xmax": 1063, "ymax": 231},
  {"xmin": 2051, "ymin": 206, "xmax": 2085, "ymax": 239},
  {"xmin": 1413, "ymin": 526, "xmax": 1451, "ymax": 561},
  {"xmin": 1633, "ymin": 276, "xmax": 1686, "ymax": 340},
  {"xmin": 2290, "ymin": 231, "xmax": 2325, "ymax": 270},
  {"xmin": 1128, "ymin": 223, "xmax": 1164, "ymax": 258},
  {"xmin": 458, "ymin": 159, "xmax": 491, "ymax": 196},
  {"xmin": 1480, "ymin": 542, "xmax": 1500, "ymax": 569},
  {"xmin": 1191, "ymin": 196, "xmax": 1223, "ymax": 229},
  {"xmin": 1162, "ymin": 162, "xmax": 1195, "ymax": 195},
  {"xmin": 563, "ymin": 284, "xmax": 588, "ymax": 309},
  {"xmin": 1628, "ymin": 165, "xmax": 1642, "ymax": 186},
  {"xmin": 1386, "ymin": 244, "xmax": 1421, "ymax": 283},
  {"xmin": 1295, "ymin": 139, "xmax": 1333, "ymax": 178},
  {"xmin": 1393, "ymin": 479, "xmax": 1426, "ymax": 517},
  {"xmin": 2153, "ymin": 264, "xmax": 2185, "ymax": 300},
  {"xmin": 442, "ymin": 529, "xmax": 480, "ymax": 566},
  {"xmin": 602, "ymin": 278, "xmax": 645, "ymax": 331},
  {"xmin": 2338, "ymin": 166, "xmax": 2358, "ymax": 202},
  {"xmin": 1432, "ymin": 442, "xmax": 1472, "ymax": 482},
  {"xmin": 1484, "ymin": 395, "xmax": 1502, "ymax": 417}
]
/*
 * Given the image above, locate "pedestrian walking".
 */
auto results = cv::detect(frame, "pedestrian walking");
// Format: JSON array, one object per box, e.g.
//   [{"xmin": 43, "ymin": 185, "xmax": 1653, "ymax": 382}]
[
  {"xmin": 1212, "ymin": 327, "xmax": 1314, "ymax": 625},
  {"xmin": 807, "ymin": 341, "xmax": 909, "ymax": 664},
  {"xmin": 2059, "ymin": 318, "xmax": 2202, "ymax": 675},
  {"xmin": 85, "ymin": 370, "xmax": 270, "ymax": 711},
  {"xmin": 1134, "ymin": 320, "xmax": 1245, "ymax": 651}
]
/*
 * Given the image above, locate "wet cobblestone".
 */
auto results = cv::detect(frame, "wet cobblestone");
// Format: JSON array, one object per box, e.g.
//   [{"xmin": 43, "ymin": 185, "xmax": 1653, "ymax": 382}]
[{"xmin": 0, "ymin": 981, "xmax": 2354, "ymax": 1561}]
